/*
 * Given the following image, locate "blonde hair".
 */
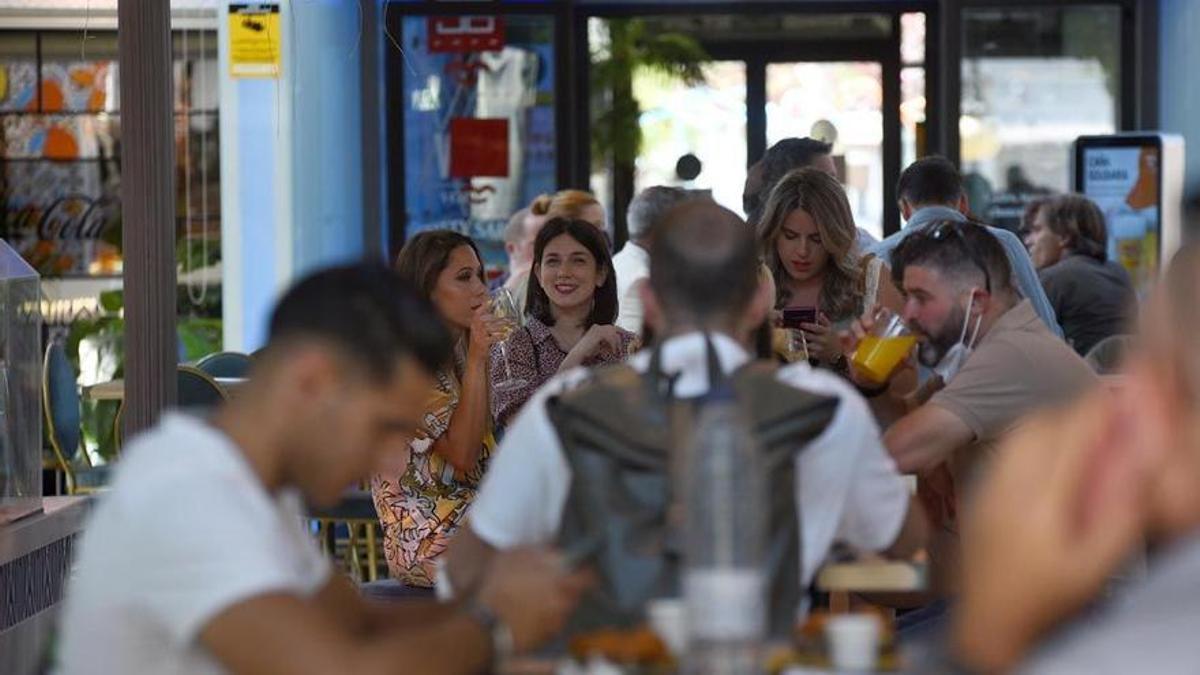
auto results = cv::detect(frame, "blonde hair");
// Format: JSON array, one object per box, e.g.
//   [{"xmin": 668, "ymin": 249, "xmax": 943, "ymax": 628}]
[
  {"xmin": 756, "ymin": 168, "xmax": 864, "ymax": 320},
  {"xmin": 531, "ymin": 190, "xmax": 602, "ymax": 223}
]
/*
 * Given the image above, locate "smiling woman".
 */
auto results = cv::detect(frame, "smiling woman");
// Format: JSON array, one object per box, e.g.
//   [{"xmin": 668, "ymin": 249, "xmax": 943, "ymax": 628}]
[{"xmin": 489, "ymin": 218, "xmax": 639, "ymax": 428}]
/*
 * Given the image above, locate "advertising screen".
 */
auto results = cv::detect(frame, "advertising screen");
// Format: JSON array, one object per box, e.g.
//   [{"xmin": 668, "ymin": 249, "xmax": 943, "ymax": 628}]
[{"xmin": 1078, "ymin": 140, "xmax": 1160, "ymax": 292}]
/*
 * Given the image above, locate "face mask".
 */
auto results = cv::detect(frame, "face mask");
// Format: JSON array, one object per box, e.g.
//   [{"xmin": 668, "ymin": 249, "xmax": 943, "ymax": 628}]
[{"xmin": 932, "ymin": 289, "xmax": 983, "ymax": 383}]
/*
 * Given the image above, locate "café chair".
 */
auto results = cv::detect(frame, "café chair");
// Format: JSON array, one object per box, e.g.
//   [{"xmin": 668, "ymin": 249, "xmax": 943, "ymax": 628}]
[
  {"xmin": 1085, "ymin": 334, "xmax": 1134, "ymax": 375},
  {"xmin": 111, "ymin": 366, "xmax": 229, "ymax": 454},
  {"xmin": 43, "ymin": 342, "xmax": 110, "ymax": 495},
  {"xmin": 308, "ymin": 488, "xmax": 384, "ymax": 583},
  {"xmin": 177, "ymin": 364, "xmax": 229, "ymax": 411},
  {"xmin": 195, "ymin": 351, "xmax": 252, "ymax": 379}
]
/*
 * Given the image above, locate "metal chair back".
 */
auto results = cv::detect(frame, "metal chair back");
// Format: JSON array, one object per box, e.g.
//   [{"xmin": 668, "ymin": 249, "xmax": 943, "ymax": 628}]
[
  {"xmin": 177, "ymin": 365, "xmax": 229, "ymax": 411},
  {"xmin": 42, "ymin": 342, "xmax": 86, "ymax": 493},
  {"xmin": 195, "ymin": 351, "xmax": 251, "ymax": 379}
]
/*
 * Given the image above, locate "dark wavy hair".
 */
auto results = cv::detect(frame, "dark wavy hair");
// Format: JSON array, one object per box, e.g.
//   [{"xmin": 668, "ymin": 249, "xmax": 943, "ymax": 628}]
[
  {"xmin": 526, "ymin": 218, "xmax": 618, "ymax": 328},
  {"xmin": 393, "ymin": 230, "xmax": 486, "ymax": 304}
]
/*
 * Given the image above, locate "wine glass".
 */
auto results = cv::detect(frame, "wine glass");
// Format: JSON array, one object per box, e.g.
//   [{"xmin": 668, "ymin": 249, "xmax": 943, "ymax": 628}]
[{"xmin": 489, "ymin": 288, "xmax": 528, "ymax": 393}]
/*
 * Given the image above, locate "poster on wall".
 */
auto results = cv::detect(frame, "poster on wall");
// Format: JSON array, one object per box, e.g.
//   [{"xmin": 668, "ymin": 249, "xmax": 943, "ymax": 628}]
[
  {"xmin": 401, "ymin": 14, "xmax": 557, "ymax": 274},
  {"xmin": 229, "ymin": 3, "xmax": 282, "ymax": 78}
]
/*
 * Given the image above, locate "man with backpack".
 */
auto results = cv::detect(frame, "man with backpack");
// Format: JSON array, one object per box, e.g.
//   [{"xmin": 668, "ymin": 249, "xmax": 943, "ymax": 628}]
[{"xmin": 446, "ymin": 200, "xmax": 927, "ymax": 627}]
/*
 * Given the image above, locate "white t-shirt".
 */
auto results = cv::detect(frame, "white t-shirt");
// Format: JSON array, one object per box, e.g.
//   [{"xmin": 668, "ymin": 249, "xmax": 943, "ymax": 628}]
[
  {"xmin": 468, "ymin": 332, "xmax": 909, "ymax": 590},
  {"xmin": 58, "ymin": 414, "xmax": 331, "ymax": 675},
  {"xmin": 612, "ymin": 242, "xmax": 650, "ymax": 334}
]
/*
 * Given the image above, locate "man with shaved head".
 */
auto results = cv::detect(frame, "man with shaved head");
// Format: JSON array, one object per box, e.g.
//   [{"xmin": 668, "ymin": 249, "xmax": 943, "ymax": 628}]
[{"xmin": 445, "ymin": 200, "xmax": 926, "ymax": 621}]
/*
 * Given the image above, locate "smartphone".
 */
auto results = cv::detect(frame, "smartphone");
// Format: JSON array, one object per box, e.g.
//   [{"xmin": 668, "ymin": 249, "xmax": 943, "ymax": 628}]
[{"xmin": 781, "ymin": 307, "xmax": 818, "ymax": 329}]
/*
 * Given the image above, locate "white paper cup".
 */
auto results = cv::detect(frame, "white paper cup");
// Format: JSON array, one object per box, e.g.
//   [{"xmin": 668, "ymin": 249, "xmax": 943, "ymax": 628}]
[
  {"xmin": 825, "ymin": 614, "xmax": 880, "ymax": 672},
  {"xmin": 646, "ymin": 598, "xmax": 687, "ymax": 657}
]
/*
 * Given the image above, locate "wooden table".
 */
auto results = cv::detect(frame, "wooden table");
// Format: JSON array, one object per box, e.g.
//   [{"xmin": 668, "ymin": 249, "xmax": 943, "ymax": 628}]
[
  {"xmin": 84, "ymin": 377, "xmax": 246, "ymax": 401},
  {"xmin": 816, "ymin": 558, "xmax": 927, "ymax": 614},
  {"xmin": 815, "ymin": 559, "xmax": 926, "ymax": 594}
]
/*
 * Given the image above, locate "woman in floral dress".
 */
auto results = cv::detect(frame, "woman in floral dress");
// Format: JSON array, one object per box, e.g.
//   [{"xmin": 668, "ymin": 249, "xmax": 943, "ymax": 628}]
[{"xmin": 371, "ymin": 230, "xmax": 507, "ymax": 589}]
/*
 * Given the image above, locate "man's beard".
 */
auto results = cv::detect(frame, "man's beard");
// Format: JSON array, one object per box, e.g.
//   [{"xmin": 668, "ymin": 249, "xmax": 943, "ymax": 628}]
[{"xmin": 916, "ymin": 304, "xmax": 966, "ymax": 368}]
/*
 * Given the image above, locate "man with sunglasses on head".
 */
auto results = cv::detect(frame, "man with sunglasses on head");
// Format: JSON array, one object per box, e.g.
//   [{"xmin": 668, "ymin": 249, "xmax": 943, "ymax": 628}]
[{"xmin": 843, "ymin": 221, "xmax": 1095, "ymax": 610}]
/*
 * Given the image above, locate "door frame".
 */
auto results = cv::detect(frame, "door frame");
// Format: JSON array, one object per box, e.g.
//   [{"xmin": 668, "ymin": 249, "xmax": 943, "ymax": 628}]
[
  {"xmin": 577, "ymin": 4, "xmax": 926, "ymax": 241},
  {"xmin": 703, "ymin": 36, "xmax": 903, "ymax": 236}
]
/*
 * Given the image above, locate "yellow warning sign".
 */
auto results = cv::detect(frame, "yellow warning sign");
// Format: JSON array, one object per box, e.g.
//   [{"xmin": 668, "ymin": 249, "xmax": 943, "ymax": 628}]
[{"xmin": 229, "ymin": 3, "xmax": 281, "ymax": 78}]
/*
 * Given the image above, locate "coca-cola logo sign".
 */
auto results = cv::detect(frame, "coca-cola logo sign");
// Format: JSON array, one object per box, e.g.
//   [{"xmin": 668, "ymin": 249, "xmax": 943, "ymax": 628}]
[{"xmin": 2, "ymin": 160, "xmax": 121, "ymax": 276}]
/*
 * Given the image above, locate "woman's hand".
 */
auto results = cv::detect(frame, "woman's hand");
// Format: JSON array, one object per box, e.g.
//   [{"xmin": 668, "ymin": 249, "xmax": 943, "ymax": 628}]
[
  {"xmin": 560, "ymin": 325, "xmax": 623, "ymax": 372},
  {"xmin": 468, "ymin": 306, "xmax": 512, "ymax": 362},
  {"xmin": 574, "ymin": 325, "xmax": 623, "ymax": 359},
  {"xmin": 799, "ymin": 312, "xmax": 841, "ymax": 365}
]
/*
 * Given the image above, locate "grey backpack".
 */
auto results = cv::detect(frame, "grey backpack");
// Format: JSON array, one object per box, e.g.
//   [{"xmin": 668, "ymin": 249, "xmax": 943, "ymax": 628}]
[{"xmin": 546, "ymin": 337, "xmax": 839, "ymax": 636}]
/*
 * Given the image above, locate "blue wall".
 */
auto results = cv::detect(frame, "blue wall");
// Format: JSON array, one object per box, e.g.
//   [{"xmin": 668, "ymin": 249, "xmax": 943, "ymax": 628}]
[
  {"xmin": 1159, "ymin": 0, "xmax": 1200, "ymax": 204},
  {"xmin": 288, "ymin": 0, "xmax": 366, "ymax": 279},
  {"xmin": 220, "ymin": 0, "xmax": 369, "ymax": 351}
]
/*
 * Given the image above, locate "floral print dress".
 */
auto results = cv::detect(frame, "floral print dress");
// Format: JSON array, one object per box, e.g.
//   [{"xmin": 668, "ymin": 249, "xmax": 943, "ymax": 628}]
[{"xmin": 371, "ymin": 351, "xmax": 494, "ymax": 587}]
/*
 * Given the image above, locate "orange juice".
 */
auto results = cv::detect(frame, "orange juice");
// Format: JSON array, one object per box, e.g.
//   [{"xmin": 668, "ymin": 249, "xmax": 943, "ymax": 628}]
[{"xmin": 852, "ymin": 335, "xmax": 917, "ymax": 384}]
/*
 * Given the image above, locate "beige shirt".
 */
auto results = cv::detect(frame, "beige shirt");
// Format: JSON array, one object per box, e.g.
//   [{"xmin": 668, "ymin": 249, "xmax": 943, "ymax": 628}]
[
  {"xmin": 933, "ymin": 299, "xmax": 1097, "ymax": 482},
  {"xmin": 927, "ymin": 300, "xmax": 1097, "ymax": 588}
]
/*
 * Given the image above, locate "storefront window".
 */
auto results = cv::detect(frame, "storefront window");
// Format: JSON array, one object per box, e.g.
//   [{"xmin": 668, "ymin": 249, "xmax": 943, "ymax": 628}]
[
  {"xmin": 0, "ymin": 30, "xmax": 220, "ymax": 281},
  {"xmin": 900, "ymin": 12, "xmax": 926, "ymax": 170},
  {"xmin": 631, "ymin": 61, "xmax": 746, "ymax": 216},
  {"xmin": 961, "ymin": 5, "xmax": 1121, "ymax": 230}
]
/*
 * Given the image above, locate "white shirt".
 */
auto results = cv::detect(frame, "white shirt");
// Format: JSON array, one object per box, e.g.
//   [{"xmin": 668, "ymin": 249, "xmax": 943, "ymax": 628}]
[
  {"xmin": 468, "ymin": 332, "xmax": 909, "ymax": 589},
  {"xmin": 1020, "ymin": 536, "xmax": 1200, "ymax": 675},
  {"xmin": 612, "ymin": 242, "xmax": 650, "ymax": 333},
  {"xmin": 58, "ymin": 414, "xmax": 331, "ymax": 675}
]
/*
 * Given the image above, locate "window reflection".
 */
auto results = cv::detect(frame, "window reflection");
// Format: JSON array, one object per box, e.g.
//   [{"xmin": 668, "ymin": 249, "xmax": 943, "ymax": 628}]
[{"xmin": 961, "ymin": 6, "xmax": 1121, "ymax": 231}]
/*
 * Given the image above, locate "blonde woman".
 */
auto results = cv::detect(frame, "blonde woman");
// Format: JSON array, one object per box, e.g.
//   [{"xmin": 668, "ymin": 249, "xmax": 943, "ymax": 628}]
[
  {"xmin": 531, "ymin": 190, "xmax": 607, "ymax": 237},
  {"xmin": 756, "ymin": 168, "xmax": 905, "ymax": 371}
]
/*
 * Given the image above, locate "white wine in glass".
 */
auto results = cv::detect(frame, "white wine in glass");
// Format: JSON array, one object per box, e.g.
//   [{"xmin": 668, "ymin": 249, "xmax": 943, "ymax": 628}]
[{"xmin": 489, "ymin": 288, "xmax": 528, "ymax": 393}]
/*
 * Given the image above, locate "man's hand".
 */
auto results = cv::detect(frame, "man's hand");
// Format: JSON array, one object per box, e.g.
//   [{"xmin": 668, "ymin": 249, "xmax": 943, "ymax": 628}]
[
  {"xmin": 838, "ymin": 306, "xmax": 911, "ymax": 389},
  {"xmin": 478, "ymin": 547, "xmax": 593, "ymax": 652},
  {"xmin": 952, "ymin": 393, "xmax": 1156, "ymax": 671}
]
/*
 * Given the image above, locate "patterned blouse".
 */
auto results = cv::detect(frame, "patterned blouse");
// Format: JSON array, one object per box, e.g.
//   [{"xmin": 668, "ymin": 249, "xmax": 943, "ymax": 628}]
[
  {"xmin": 489, "ymin": 316, "xmax": 640, "ymax": 428},
  {"xmin": 371, "ymin": 346, "xmax": 494, "ymax": 587}
]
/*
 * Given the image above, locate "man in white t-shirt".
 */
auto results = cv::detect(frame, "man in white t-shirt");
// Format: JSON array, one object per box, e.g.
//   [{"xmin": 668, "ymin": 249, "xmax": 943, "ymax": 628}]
[
  {"xmin": 445, "ymin": 201, "xmax": 927, "ymax": 609},
  {"xmin": 57, "ymin": 264, "xmax": 590, "ymax": 675}
]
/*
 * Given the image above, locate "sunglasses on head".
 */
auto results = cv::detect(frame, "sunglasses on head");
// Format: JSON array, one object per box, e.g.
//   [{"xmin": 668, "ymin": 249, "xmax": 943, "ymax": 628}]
[{"xmin": 928, "ymin": 220, "xmax": 992, "ymax": 293}]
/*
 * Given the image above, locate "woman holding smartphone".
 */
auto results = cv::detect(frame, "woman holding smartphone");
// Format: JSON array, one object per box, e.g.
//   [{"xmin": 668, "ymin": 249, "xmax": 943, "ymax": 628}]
[{"xmin": 756, "ymin": 168, "xmax": 905, "ymax": 371}]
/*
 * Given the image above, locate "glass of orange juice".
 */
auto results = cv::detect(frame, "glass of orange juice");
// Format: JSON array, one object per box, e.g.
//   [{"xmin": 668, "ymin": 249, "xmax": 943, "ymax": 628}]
[{"xmin": 851, "ymin": 308, "xmax": 916, "ymax": 385}]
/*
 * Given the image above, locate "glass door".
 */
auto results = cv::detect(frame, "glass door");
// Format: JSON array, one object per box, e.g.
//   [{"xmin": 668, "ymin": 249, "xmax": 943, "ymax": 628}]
[
  {"xmin": 628, "ymin": 61, "xmax": 748, "ymax": 216},
  {"xmin": 766, "ymin": 61, "xmax": 886, "ymax": 239}
]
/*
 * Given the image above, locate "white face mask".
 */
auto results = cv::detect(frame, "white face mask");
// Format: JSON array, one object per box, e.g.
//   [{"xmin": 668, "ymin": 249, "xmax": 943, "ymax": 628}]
[{"xmin": 933, "ymin": 289, "xmax": 983, "ymax": 383}]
